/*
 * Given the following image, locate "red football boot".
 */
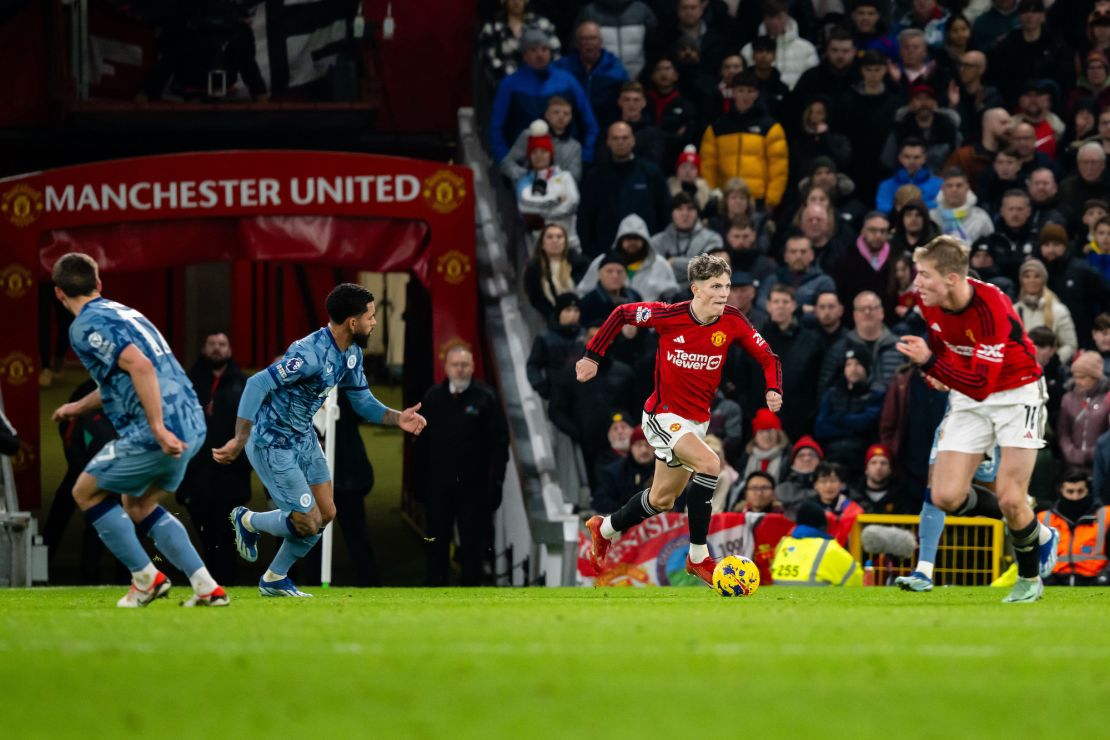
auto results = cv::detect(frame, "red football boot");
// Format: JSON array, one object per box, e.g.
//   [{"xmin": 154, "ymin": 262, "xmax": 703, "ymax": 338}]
[
  {"xmin": 685, "ymin": 554, "xmax": 716, "ymax": 587},
  {"xmin": 585, "ymin": 516, "xmax": 612, "ymax": 572}
]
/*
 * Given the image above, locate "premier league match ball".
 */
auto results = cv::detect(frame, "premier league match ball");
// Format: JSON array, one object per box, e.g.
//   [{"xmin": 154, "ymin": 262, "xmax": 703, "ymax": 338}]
[{"xmin": 712, "ymin": 555, "xmax": 760, "ymax": 597}]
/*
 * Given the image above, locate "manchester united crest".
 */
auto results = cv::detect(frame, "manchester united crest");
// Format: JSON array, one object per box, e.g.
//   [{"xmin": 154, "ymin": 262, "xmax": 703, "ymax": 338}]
[
  {"xmin": 422, "ymin": 170, "xmax": 467, "ymax": 214},
  {"xmin": 0, "ymin": 264, "xmax": 32, "ymax": 299},
  {"xmin": 436, "ymin": 249, "xmax": 472, "ymax": 284},
  {"xmin": 1, "ymin": 184, "xmax": 43, "ymax": 227},
  {"xmin": 710, "ymin": 330, "xmax": 727, "ymax": 347},
  {"xmin": 0, "ymin": 352, "xmax": 34, "ymax": 385},
  {"xmin": 669, "ymin": 422, "xmax": 682, "ymax": 432}
]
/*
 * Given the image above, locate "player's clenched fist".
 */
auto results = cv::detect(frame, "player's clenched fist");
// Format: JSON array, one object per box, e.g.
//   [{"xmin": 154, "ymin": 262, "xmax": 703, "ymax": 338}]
[
  {"xmin": 576, "ymin": 358, "xmax": 598, "ymax": 382},
  {"xmin": 765, "ymin": 391, "xmax": 782, "ymax": 413}
]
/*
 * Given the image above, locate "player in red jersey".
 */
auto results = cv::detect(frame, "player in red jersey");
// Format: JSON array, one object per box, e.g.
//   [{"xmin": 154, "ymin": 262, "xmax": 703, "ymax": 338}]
[
  {"xmin": 576, "ymin": 254, "xmax": 783, "ymax": 585},
  {"xmin": 896, "ymin": 236, "xmax": 1058, "ymax": 603}
]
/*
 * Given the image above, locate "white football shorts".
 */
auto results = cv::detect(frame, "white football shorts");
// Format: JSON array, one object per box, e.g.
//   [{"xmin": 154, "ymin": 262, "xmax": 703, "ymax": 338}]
[
  {"xmin": 642, "ymin": 411, "xmax": 709, "ymax": 472},
  {"xmin": 935, "ymin": 379, "xmax": 1047, "ymax": 454}
]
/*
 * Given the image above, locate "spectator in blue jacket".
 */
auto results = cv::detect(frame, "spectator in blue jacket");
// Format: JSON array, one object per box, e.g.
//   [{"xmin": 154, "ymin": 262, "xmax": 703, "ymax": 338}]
[
  {"xmin": 489, "ymin": 27, "xmax": 599, "ymax": 167},
  {"xmin": 876, "ymin": 138, "xmax": 943, "ymax": 214},
  {"xmin": 553, "ymin": 21, "xmax": 628, "ymax": 129}
]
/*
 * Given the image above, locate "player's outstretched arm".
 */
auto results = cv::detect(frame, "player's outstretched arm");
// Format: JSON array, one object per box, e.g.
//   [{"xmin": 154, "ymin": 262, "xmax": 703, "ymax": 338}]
[
  {"xmin": 51, "ymin": 387, "xmax": 103, "ymax": 423},
  {"xmin": 346, "ymin": 387, "xmax": 427, "ymax": 435},
  {"xmin": 214, "ymin": 370, "xmax": 274, "ymax": 463},
  {"xmin": 387, "ymin": 404, "xmax": 427, "ymax": 435},
  {"xmin": 118, "ymin": 344, "xmax": 185, "ymax": 458}
]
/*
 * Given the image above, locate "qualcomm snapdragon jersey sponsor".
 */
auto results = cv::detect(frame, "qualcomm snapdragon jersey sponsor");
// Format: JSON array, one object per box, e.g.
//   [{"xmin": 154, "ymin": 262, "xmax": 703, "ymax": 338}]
[
  {"xmin": 585, "ymin": 301, "xmax": 781, "ymax": 423},
  {"xmin": 69, "ymin": 298, "xmax": 204, "ymax": 448},
  {"xmin": 253, "ymin": 327, "xmax": 368, "ymax": 448},
  {"xmin": 916, "ymin": 278, "xmax": 1042, "ymax": 402}
]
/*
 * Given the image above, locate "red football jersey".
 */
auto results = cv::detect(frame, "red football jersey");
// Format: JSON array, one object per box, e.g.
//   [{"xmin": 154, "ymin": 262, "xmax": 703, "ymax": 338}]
[
  {"xmin": 584, "ymin": 301, "xmax": 782, "ymax": 422},
  {"xmin": 915, "ymin": 278, "xmax": 1042, "ymax": 401}
]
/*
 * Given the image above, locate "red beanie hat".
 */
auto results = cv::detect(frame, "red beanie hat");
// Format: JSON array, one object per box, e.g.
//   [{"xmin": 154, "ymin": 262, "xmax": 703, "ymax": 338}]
[
  {"xmin": 526, "ymin": 120, "xmax": 554, "ymax": 156},
  {"xmin": 752, "ymin": 408, "xmax": 782, "ymax": 433},
  {"xmin": 676, "ymin": 144, "xmax": 701, "ymax": 170},
  {"xmin": 791, "ymin": 435, "xmax": 824, "ymax": 459},
  {"xmin": 629, "ymin": 426, "xmax": 647, "ymax": 445},
  {"xmin": 865, "ymin": 444, "xmax": 890, "ymax": 465}
]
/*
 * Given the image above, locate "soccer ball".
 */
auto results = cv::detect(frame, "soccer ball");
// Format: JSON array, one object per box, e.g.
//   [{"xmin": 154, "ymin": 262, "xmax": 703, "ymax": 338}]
[{"xmin": 712, "ymin": 555, "xmax": 760, "ymax": 597}]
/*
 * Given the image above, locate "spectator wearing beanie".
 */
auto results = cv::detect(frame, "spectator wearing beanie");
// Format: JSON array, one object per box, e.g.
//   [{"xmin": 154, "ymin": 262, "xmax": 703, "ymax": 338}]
[
  {"xmin": 526, "ymin": 292, "xmax": 583, "ymax": 400},
  {"xmin": 650, "ymin": 191, "xmax": 723, "ymax": 292},
  {"xmin": 1039, "ymin": 222, "xmax": 1110, "ymax": 348},
  {"xmin": 851, "ymin": 444, "xmax": 913, "ymax": 515},
  {"xmin": 1059, "ymin": 351, "xmax": 1110, "ymax": 475},
  {"xmin": 1014, "ymin": 258, "xmax": 1078, "ymax": 363},
  {"xmin": 501, "ymin": 95, "xmax": 584, "ymax": 183},
  {"xmin": 576, "ymin": 250, "xmax": 644, "ymax": 327},
  {"xmin": 815, "ymin": 349, "xmax": 885, "ymax": 478},
  {"xmin": 478, "ymin": 2, "xmax": 562, "ymax": 82},
  {"xmin": 489, "ymin": 28, "xmax": 598, "ymax": 168},
  {"xmin": 515, "ymin": 120, "xmax": 581, "ymax": 250},
  {"xmin": 776, "ymin": 435, "xmax": 824, "ymax": 514},
  {"xmin": 737, "ymin": 408, "xmax": 790, "ymax": 485},
  {"xmin": 667, "ymin": 144, "xmax": 714, "ymax": 215}
]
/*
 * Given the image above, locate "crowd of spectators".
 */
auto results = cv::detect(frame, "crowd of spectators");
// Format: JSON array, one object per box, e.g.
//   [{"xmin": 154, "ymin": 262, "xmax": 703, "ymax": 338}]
[{"xmin": 485, "ymin": 0, "xmax": 1110, "ymax": 560}]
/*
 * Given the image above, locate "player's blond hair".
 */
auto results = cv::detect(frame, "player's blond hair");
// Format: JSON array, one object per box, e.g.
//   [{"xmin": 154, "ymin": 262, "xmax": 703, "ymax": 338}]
[
  {"xmin": 913, "ymin": 235, "xmax": 970, "ymax": 278},
  {"xmin": 688, "ymin": 253, "xmax": 732, "ymax": 284}
]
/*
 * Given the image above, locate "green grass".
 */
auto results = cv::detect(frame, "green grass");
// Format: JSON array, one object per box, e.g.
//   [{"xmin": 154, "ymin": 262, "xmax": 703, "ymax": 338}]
[{"xmin": 2, "ymin": 587, "xmax": 1109, "ymax": 739}]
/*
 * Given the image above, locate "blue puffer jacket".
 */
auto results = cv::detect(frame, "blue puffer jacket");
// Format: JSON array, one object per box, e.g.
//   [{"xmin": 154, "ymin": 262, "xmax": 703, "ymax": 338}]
[
  {"xmin": 553, "ymin": 49, "xmax": 629, "ymax": 128},
  {"xmin": 489, "ymin": 65, "xmax": 599, "ymax": 164}
]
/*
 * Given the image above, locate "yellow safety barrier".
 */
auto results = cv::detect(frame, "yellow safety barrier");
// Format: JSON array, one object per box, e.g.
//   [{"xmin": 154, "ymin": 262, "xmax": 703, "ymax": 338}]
[{"xmin": 848, "ymin": 514, "xmax": 1007, "ymax": 586}]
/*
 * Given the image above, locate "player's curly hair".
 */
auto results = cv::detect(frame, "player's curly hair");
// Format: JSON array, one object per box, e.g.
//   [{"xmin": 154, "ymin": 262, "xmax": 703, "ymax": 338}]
[
  {"xmin": 913, "ymin": 235, "xmax": 970, "ymax": 278},
  {"xmin": 52, "ymin": 253, "xmax": 99, "ymax": 297},
  {"xmin": 325, "ymin": 283, "xmax": 376, "ymax": 323},
  {"xmin": 688, "ymin": 253, "xmax": 731, "ymax": 284}
]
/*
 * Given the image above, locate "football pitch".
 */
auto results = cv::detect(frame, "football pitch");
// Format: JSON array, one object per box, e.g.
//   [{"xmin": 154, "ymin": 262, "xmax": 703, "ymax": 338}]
[{"xmin": 1, "ymin": 587, "xmax": 1108, "ymax": 739}]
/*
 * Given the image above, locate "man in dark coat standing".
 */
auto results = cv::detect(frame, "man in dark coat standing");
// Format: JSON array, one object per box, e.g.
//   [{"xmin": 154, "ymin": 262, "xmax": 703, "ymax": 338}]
[
  {"xmin": 413, "ymin": 347, "xmax": 509, "ymax": 586},
  {"xmin": 831, "ymin": 211, "xmax": 896, "ymax": 323},
  {"xmin": 177, "ymin": 332, "xmax": 250, "ymax": 586}
]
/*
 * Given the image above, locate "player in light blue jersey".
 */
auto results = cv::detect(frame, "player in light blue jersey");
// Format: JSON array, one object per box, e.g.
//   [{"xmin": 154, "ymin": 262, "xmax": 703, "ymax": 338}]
[
  {"xmin": 49, "ymin": 253, "xmax": 228, "ymax": 607},
  {"xmin": 214, "ymin": 283, "xmax": 426, "ymax": 597}
]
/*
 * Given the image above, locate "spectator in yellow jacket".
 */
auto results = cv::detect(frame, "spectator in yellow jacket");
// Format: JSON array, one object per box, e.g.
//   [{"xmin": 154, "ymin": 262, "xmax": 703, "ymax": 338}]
[
  {"xmin": 771, "ymin": 499, "xmax": 863, "ymax": 586},
  {"xmin": 699, "ymin": 70, "xmax": 789, "ymax": 209}
]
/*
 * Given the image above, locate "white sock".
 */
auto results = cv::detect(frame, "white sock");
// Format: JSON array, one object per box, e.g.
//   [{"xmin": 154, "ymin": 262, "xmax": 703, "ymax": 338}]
[
  {"xmin": 915, "ymin": 561, "xmax": 935, "ymax": 580},
  {"xmin": 599, "ymin": 516, "xmax": 617, "ymax": 540},
  {"xmin": 188, "ymin": 566, "xmax": 219, "ymax": 595},
  {"xmin": 263, "ymin": 569, "xmax": 285, "ymax": 582},
  {"xmin": 1037, "ymin": 522, "xmax": 1053, "ymax": 545},
  {"xmin": 242, "ymin": 511, "xmax": 257, "ymax": 533},
  {"xmin": 131, "ymin": 562, "xmax": 158, "ymax": 589},
  {"xmin": 689, "ymin": 543, "xmax": 710, "ymax": 562}
]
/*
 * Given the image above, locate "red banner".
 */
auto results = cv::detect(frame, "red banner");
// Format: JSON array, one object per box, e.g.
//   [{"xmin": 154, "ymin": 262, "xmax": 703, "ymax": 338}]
[{"xmin": 577, "ymin": 512, "xmax": 795, "ymax": 587}]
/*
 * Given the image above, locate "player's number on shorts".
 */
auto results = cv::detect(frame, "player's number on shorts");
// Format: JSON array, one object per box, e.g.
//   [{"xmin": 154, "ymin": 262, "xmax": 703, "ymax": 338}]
[
  {"xmin": 1024, "ymin": 405, "xmax": 1041, "ymax": 435},
  {"xmin": 109, "ymin": 305, "xmax": 172, "ymax": 357}
]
